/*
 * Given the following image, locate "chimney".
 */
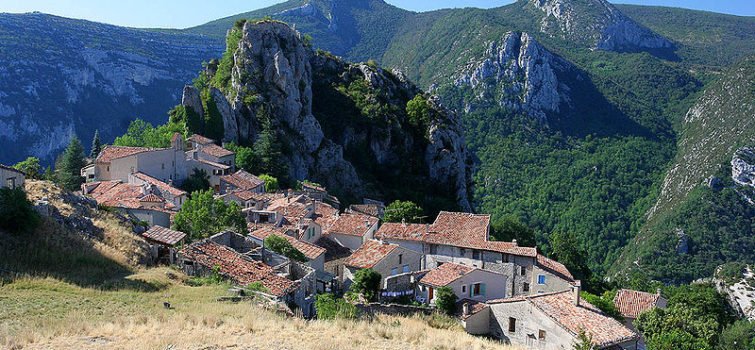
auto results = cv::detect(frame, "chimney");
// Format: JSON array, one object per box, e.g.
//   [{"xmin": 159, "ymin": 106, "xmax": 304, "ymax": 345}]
[
  {"xmin": 401, "ymin": 218, "xmax": 406, "ymax": 227},
  {"xmin": 572, "ymin": 281, "xmax": 581, "ymax": 306},
  {"xmin": 365, "ymin": 220, "xmax": 371, "ymax": 229},
  {"xmin": 656, "ymin": 288, "xmax": 662, "ymax": 296},
  {"xmin": 462, "ymin": 302, "xmax": 470, "ymax": 317},
  {"xmin": 512, "ymin": 239, "xmax": 517, "ymax": 246}
]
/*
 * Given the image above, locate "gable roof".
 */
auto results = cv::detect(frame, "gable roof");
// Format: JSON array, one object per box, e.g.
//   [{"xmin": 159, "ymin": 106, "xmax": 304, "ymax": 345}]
[
  {"xmin": 250, "ymin": 226, "xmax": 325, "ymax": 260},
  {"xmin": 537, "ymin": 254, "xmax": 575, "ymax": 281},
  {"xmin": 327, "ymin": 213, "xmax": 378, "ymax": 237},
  {"xmin": 200, "ymin": 144, "xmax": 234, "ymax": 158},
  {"xmin": 188, "ymin": 134, "xmax": 215, "ymax": 145},
  {"xmin": 221, "ymin": 170, "xmax": 265, "ymax": 191},
  {"xmin": 139, "ymin": 193, "xmax": 165, "ymax": 203},
  {"xmin": 613, "ymin": 289, "xmax": 663, "ymax": 319},
  {"xmin": 0, "ymin": 164, "xmax": 24, "ymax": 175},
  {"xmin": 85, "ymin": 180, "xmax": 175, "ymax": 212},
  {"xmin": 179, "ymin": 240, "xmax": 298, "ymax": 297},
  {"xmin": 131, "ymin": 172, "xmax": 186, "ymax": 197},
  {"xmin": 490, "ymin": 291, "xmax": 638, "ymax": 348},
  {"xmin": 348, "ymin": 204, "xmax": 383, "ymax": 218},
  {"xmin": 343, "ymin": 240, "xmax": 400, "ymax": 269},
  {"xmin": 142, "ymin": 226, "xmax": 186, "ymax": 246},
  {"xmin": 266, "ymin": 195, "xmax": 312, "ymax": 223},
  {"xmin": 96, "ymin": 146, "xmax": 153, "ymax": 163},
  {"xmin": 419, "ymin": 262, "xmax": 475, "ymax": 287},
  {"xmin": 374, "ymin": 212, "xmax": 537, "ymax": 257}
]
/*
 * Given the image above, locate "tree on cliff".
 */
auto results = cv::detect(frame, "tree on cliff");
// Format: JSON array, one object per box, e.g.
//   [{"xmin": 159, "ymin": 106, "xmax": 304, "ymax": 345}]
[
  {"xmin": 90, "ymin": 130, "xmax": 102, "ymax": 159},
  {"xmin": 55, "ymin": 137, "xmax": 86, "ymax": 191}
]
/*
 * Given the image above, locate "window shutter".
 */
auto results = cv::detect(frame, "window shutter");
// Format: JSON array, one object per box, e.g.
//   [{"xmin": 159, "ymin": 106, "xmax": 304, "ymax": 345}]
[
  {"xmin": 480, "ymin": 283, "xmax": 486, "ymax": 296},
  {"xmin": 468, "ymin": 285, "xmax": 472, "ymax": 297}
]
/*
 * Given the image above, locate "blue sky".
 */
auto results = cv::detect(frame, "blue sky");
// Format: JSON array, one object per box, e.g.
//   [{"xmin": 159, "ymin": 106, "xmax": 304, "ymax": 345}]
[{"xmin": 0, "ymin": 0, "xmax": 751, "ymax": 28}]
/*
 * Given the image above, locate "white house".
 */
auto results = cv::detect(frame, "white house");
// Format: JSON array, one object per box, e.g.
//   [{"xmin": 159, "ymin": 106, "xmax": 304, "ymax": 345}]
[
  {"xmin": 342, "ymin": 239, "xmax": 423, "ymax": 291},
  {"xmin": 0, "ymin": 164, "xmax": 25, "ymax": 190},
  {"xmin": 324, "ymin": 213, "xmax": 379, "ymax": 251},
  {"xmin": 416, "ymin": 262, "xmax": 508, "ymax": 304}
]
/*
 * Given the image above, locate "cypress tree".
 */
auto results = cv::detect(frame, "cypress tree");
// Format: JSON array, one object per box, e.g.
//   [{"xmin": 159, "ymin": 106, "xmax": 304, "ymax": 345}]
[
  {"xmin": 90, "ymin": 129, "xmax": 102, "ymax": 159},
  {"xmin": 55, "ymin": 137, "xmax": 86, "ymax": 191}
]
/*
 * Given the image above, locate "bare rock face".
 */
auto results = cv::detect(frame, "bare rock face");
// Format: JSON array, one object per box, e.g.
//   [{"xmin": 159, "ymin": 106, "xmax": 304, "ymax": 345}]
[
  {"xmin": 526, "ymin": 0, "xmax": 673, "ymax": 51},
  {"xmin": 454, "ymin": 32, "xmax": 568, "ymax": 122},
  {"xmin": 732, "ymin": 147, "xmax": 755, "ymax": 188},
  {"xmin": 181, "ymin": 85, "xmax": 204, "ymax": 118},
  {"xmin": 209, "ymin": 88, "xmax": 237, "ymax": 143}
]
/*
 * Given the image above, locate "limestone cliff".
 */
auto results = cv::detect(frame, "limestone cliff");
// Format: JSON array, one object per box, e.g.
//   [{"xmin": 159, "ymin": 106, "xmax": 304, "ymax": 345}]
[
  {"xmin": 183, "ymin": 21, "xmax": 472, "ymax": 209},
  {"xmin": 525, "ymin": 0, "xmax": 673, "ymax": 51}
]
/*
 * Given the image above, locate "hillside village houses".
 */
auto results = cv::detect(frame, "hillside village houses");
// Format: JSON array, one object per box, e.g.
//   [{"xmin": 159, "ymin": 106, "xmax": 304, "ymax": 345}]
[{"xmin": 76, "ymin": 133, "xmax": 642, "ymax": 349}]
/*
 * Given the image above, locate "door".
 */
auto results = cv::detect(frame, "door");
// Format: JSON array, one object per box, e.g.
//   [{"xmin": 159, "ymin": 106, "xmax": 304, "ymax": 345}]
[{"xmin": 428, "ymin": 287, "xmax": 434, "ymax": 301}]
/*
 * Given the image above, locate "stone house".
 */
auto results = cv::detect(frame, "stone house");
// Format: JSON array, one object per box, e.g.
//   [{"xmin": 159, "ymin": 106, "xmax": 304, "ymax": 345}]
[
  {"xmin": 342, "ymin": 239, "xmax": 423, "ymax": 293},
  {"xmin": 249, "ymin": 226, "xmax": 327, "ymax": 272},
  {"xmin": 142, "ymin": 226, "xmax": 187, "ymax": 264},
  {"xmin": 92, "ymin": 134, "xmax": 188, "ymax": 184},
  {"xmin": 324, "ymin": 213, "xmax": 379, "ymax": 251},
  {"xmin": 0, "ymin": 164, "xmax": 24, "ymax": 190},
  {"xmin": 82, "ymin": 180, "xmax": 174, "ymax": 227},
  {"xmin": 487, "ymin": 285, "xmax": 639, "ymax": 350},
  {"xmin": 129, "ymin": 172, "xmax": 187, "ymax": 209},
  {"xmin": 416, "ymin": 262, "xmax": 508, "ymax": 304},
  {"xmin": 457, "ymin": 300, "xmax": 491, "ymax": 335},
  {"xmin": 219, "ymin": 170, "xmax": 264, "ymax": 195},
  {"xmin": 375, "ymin": 212, "xmax": 575, "ymax": 298},
  {"xmin": 613, "ymin": 289, "xmax": 667, "ymax": 349}
]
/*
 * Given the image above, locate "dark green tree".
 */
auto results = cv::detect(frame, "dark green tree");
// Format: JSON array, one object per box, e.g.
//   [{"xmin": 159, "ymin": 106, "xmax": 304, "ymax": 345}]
[
  {"xmin": 55, "ymin": 137, "xmax": 86, "ymax": 191},
  {"xmin": 258, "ymin": 174, "xmax": 279, "ymax": 192},
  {"xmin": 90, "ymin": 129, "xmax": 102, "ymax": 159},
  {"xmin": 384, "ymin": 200, "xmax": 424, "ymax": 223},
  {"xmin": 0, "ymin": 187, "xmax": 40, "ymax": 234},
  {"xmin": 13, "ymin": 157, "xmax": 42, "ymax": 180},
  {"xmin": 180, "ymin": 169, "xmax": 211, "ymax": 194},
  {"xmin": 491, "ymin": 215, "xmax": 537, "ymax": 247},
  {"xmin": 550, "ymin": 231, "xmax": 592, "ymax": 284},
  {"xmin": 253, "ymin": 108, "xmax": 287, "ymax": 181},
  {"xmin": 351, "ymin": 268, "xmax": 382, "ymax": 301},
  {"xmin": 406, "ymin": 94, "xmax": 431, "ymax": 130},
  {"xmin": 435, "ymin": 286, "xmax": 458, "ymax": 315},
  {"xmin": 264, "ymin": 235, "xmax": 307, "ymax": 262},
  {"xmin": 173, "ymin": 190, "xmax": 246, "ymax": 241},
  {"xmin": 202, "ymin": 94, "xmax": 225, "ymax": 142},
  {"xmin": 718, "ymin": 320, "xmax": 755, "ymax": 350}
]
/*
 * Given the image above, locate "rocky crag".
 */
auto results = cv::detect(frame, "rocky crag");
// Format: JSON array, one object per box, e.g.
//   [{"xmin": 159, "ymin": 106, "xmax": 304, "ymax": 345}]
[
  {"xmin": 182, "ymin": 21, "xmax": 472, "ymax": 210},
  {"xmin": 525, "ymin": 0, "xmax": 674, "ymax": 51}
]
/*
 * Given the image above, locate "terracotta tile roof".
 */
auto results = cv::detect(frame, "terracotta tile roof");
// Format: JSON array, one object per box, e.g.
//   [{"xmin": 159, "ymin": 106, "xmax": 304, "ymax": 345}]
[
  {"xmin": 537, "ymin": 254, "xmax": 575, "ymax": 281},
  {"xmin": 96, "ymin": 146, "xmax": 152, "ymax": 163},
  {"xmin": 267, "ymin": 195, "xmax": 313, "ymax": 223},
  {"xmin": 348, "ymin": 204, "xmax": 383, "ymax": 218},
  {"xmin": 490, "ymin": 291, "xmax": 638, "ymax": 347},
  {"xmin": 187, "ymin": 134, "xmax": 215, "ymax": 145},
  {"xmin": 613, "ymin": 289, "xmax": 662, "ymax": 319},
  {"xmin": 171, "ymin": 133, "xmax": 182, "ymax": 144},
  {"xmin": 302, "ymin": 182, "xmax": 326, "ymax": 192},
  {"xmin": 200, "ymin": 144, "xmax": 234, "ymax": 158},
  {"xmin": 312, "ymin": 201, "xmax": 339, "ymax": 227},
  {"xmin": 455, "ymin": 299, "xmax": 489, "ymax": 320},
  {"xmin": 132, "ymin": 172, "xmax": 186, "ymax": 197},
  {"xmin": 179, "ymin": 240, "xmax": 298, "ymax": 297},
  {"xmin": 250, "ymin": 226, "xmax": 325, "ymax": 260},
  {"xmin": 374, "ymin": 212, "xmax": 537, "ymax": 257},
  {"xmin": 139, "ymin": 194, "xmax": 165, "ymax": 203},
  {"xmin": 142, "ymin": 226, "xmax": 186, "ymax": 246},
  {"xmin": 419, "ymin": 263, "xmax": 475, "ymax": 287},
  {"xmin": 230, "ymin": 190, "xmax": 267, "ymax": 202},
  {"xmin": 343, "ymin": 240, "xmax": 400, "ymax": 269},
  {"xmin": 314, "ymin": 236, "xmax": 352, "ymax": 262},
  {"xmin": 327, "ymin": 213, "xmax": 378, "ymax": 237},
  {"xmin": 221, "ymin": 170, "xmax": 265, "ymax": 191},
  {"xmin": 86, "ymin": 181, "xmax": 175, "ymax": 212}
]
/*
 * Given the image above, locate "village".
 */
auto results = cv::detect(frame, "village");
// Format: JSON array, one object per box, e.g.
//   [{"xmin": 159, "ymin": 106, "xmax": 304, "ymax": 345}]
[{"xmin": 1, "ymin": 133, "xmax": 669, "ymax": 350}]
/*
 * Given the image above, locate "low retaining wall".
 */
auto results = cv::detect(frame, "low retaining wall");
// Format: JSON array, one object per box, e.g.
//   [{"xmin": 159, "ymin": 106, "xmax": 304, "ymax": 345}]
[{"xmin": 355, "ymin": 302, "xmax": 435, "ymax": 317}]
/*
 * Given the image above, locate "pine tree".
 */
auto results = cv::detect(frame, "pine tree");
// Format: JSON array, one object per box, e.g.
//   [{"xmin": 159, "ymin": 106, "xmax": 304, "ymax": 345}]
[
  {"xmin": 55, "ymin": 137, "xmax": 86, "ymax": 191},
  {"xmin": 90, "ymin": 129, "xmax": 102, "ymax": 159}
]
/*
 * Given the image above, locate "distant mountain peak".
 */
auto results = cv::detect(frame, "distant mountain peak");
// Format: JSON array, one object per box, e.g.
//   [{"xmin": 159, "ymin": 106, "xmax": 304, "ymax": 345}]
[{"xmin": 524, "ymin": 0, "xmax": 674, "ymax": 52}]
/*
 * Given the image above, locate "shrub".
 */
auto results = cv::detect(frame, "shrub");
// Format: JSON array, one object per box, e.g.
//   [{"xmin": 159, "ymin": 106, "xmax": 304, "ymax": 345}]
[
  {"xmin": 13, "ymin": 157, "xmax": 42, "ymax": 179},
  {"xmin": 383, "ymin": 200, "xmax": 424, "ymax": 223},
  {"xmin": 173, "ymin": 190, "xmax": 246, "ymax": 241},
  {"xmin": 351, "ymin": 268, "xmax": 382, "ymax": 301},
  {"xmin": 580, "ymin": 290, "xmax": 623, "ymax": 321},
  {"xmin": 315, "ymin": 293, "xmax": 359, "ymax": 320},
  {"xmin": 259, "ymin": 174, "xmax": 279, "ymax": 192},
  {"xmin": 434, "ymin": 286, "xmax": 457, "ymax": 315},
  {"xmin": 717, "ymin": 320, "xmax": 755, "ymax": 350},
  {"xmin": 264, "ymin": 235, "xmax": 307, "ymax": 262},
  {"xmin": 0, "ymin": 187, "xmax": 40, "ymax": 234},
  {"xmin": 180, "ymin": 169, "xmax": 211, "ymax": 194}
]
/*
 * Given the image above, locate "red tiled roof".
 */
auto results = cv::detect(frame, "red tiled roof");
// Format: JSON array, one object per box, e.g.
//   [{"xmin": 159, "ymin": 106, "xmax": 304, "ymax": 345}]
[
  {"xmin": 221, "ymin": 170, "xmax": 265, "ymax": 191},
  {"xmin": 96, "ymin": 146, "xmax": 152, "ymax": 163},
  {"xmin": 179, "ymin": 240, "xmax": 297, "ymax": 297},
  {"xmin": 419, "ymin": 263, "xmax": 475, "ymax": 287},
  {"xmin": 374, "ymin": 212, "xmax": 537, "ymax": 257},
  {"xmin": 132, "ymin": 172, "xmax": 186, "ymax": 197},
  {"xmin": 139, "ymin": 194, "xmax": 165, "ymax": 203},
  {"xmin": 456, "ymin": 299, "xmax": 489, "ymax": 320},
  {"xmin": 613, "ymin": 289, "xmax": 662, "ymax": 319},
  {"xmin": 343, "ymin": 240, "xmax": 399, "ymax": 269},
  {"xmin": 327, "ymin": 213, "xmax": 378, "ymax": 237},
  {"xmin": 143, "ymin": 226, "xmax": 186, "ymax": 246},
  {"xmin": 200, "ymin": 144, "xmax": 235, "ymax": 158},
  {"xmin": 267, "ymin": 195, "xmax": 312, "ymax": 223},
  {"xmin": 348, "ymin": 204, "xmax": 383, "ymax": 218},
  {"xmin": 187, "ymin": 134, "xmax": 215, "ymax": 145},
  {"xmin": 537, "ymin": 254, "xmax": 575, "ymax": 281},
  {"xmin": 490, "ymin": 291, "xmax": 638, "ymax": 347},
  {"xmin": 312, "ymin": 201, "xmax": 339, "ymax": 227},
  {"xmin": 86, "ymin": 181, "xmax": 175, "ymax": 212},
  {"xmin": 250, "ymin": 226, "xmax": 325, "ymax": 260},
  {"xmin": 229, "ymin": 190, "xmax": 266, "ymax": 202}
]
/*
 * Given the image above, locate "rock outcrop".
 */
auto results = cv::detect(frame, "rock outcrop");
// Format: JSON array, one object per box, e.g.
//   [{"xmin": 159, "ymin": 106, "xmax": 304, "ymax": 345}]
[
  {"xmin": 525, "ymin": 0, "xmax": 673, "ymax": 51},
  {"xmin": 732, "ymin": 147, "xmax": 755, "ymax": 188},
  {"xmin": 453, "ymin": 32, "xmax": 572, "ymax": 123},
  {"xmin": 184, "ymin": 21, "xmax": 472, "ymax": 209}
]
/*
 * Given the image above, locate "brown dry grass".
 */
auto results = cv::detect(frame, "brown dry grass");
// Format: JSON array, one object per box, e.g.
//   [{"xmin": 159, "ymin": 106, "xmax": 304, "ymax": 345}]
[{"xmin": 1, "ymin": 269, "xmax": 515, "ymax": 350}]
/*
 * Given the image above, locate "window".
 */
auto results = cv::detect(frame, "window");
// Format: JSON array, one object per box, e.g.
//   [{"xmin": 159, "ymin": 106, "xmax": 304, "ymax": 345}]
[
  {"xmin": 398, "ymin": 254, "xmax": 403, "ymax": 264},
  {"xmin": 402, "ymin": 265, "xmax": 410, "ymax": 274},
  {"xmin": 107, "ymin": 166, "xmax": 110, "ymax": 172},
  {"xmin": 523, "ymin": 282, "xmax": 530, "ymax": 292},
  {"xmin": 538, "ymin": 330, "xmax": 546, "ymax": 341},
  {"xmin": 6, "ymin": 178, "xmax": 15, "ymax": 189},
  {"xmin": 459, "ymin": 248, "xmax": 466, "ymax": 256},
  {"xmin": 472, "ymin": 250, "xmax": 481, "ymax": 260},
  {"xmin": 391, "ymin": 267, "xmax": 398, "ymax": 276},
  {"xmin": 429, "ymin": 244, "xmax": 438, "ymax": 254},
  {"xmin": 161, "ymin": 163, "xmax": 165, "ymax": 170},
  {"xmin": 537, "ymin": 275, "xmax": 546, "ymax": 285},
  {"xmin": 471, "ymin": 283, "xmax": 486, "ymax": 297},
  {"xmin": 520, "ymin": 266, "xmax": 525, "ymax": 276},
  {"xmin": 508, "ymin": 318, "xmax": 516, "ymax": 333},
  {"xmin": 462, "ymin": 285, "xmax": 467, "ymax": 294}
]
